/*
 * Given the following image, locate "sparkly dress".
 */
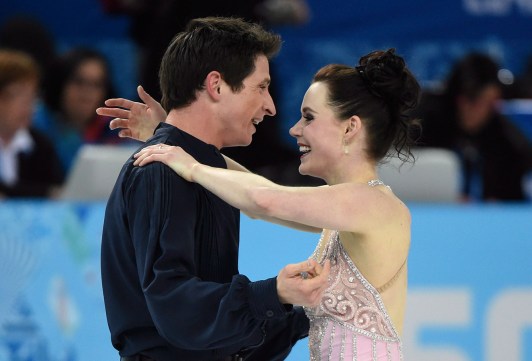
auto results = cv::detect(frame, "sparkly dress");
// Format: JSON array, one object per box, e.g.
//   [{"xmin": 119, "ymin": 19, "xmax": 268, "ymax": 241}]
[{"xmin": 304, "ymin": 230, "xmax": 403, "ymax": 361}]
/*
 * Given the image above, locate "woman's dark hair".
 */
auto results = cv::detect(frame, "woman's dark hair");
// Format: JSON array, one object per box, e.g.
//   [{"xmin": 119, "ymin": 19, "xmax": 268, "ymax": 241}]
[
  {"xmin": 42, "ymin": 47, "xmax": 115, "ymax": 113},
  {"xmin": 313, "ymin": 49, "xmax": 420, "ymax": 162},
  {"xmin": 159, "ymin": 17, "xmax": 282, "ymax": 112}
]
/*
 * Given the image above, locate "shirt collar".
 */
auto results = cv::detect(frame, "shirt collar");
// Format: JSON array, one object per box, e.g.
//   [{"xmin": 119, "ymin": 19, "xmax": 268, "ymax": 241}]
[{"xmin": 0, "ymin": 128, "xmax": 34, "ymax": 153}]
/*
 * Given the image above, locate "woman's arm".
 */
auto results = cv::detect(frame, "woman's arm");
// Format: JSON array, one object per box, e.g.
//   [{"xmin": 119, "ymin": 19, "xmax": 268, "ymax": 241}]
[
  {"xmin": 96, "ymin": 85, "xmax": 167, "ymax": 142},
  {"xmin": 223, "ymin": 155, "xmax": 321, "ymax": 233},
  {"xmin": 98, "ymin": 88, "xmax": 321, "ymax": 234},
  {"xmin": 134, "ymin": 144, "xmax": 386, "ymax": 233}
]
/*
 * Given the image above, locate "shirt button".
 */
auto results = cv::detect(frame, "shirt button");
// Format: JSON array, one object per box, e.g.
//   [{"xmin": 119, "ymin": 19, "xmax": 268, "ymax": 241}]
[{"xmin": 266, "ymin": 310, "xmax": 274, "ymax": 318}]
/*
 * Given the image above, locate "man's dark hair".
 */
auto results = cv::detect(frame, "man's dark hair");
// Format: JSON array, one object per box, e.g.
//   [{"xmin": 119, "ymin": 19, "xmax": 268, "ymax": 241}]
[
  {"xmin": 159, "ymin": 17, "xmax": 282, "ymax": 112},
  {"xmin": 445, "ymin": 52, "xmax": 501, "ymax": 102}
]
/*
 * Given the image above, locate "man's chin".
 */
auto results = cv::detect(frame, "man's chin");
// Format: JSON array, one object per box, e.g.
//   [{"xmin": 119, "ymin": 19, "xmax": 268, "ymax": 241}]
[{"xmin": 222, "ymin": 138, "xmax": 253, "ymax": 148}]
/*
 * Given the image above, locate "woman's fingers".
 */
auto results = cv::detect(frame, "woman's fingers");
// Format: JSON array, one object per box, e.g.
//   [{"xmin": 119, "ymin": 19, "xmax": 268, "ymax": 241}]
[{"xmin": 133, "ymin": 144, "xmax": 175, "ymax": 166}]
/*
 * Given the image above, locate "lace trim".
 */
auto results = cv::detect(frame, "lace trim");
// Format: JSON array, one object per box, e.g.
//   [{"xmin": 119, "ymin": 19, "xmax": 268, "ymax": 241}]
[
  {"xmin": 334, "ymin": 231, "xmax": 401, "ymax": 340},
  {"xmin": 308, "ymin": 231, "xmax": 401, "ymax": 339},
  {"xmin": 307, "ymin": 315, "xmax": 402, "ymax": 343}
]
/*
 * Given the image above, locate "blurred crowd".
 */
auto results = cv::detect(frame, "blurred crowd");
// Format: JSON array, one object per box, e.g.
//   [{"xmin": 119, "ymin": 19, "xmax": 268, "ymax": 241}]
[
  {"xmin": 0, "ymin": 1, "xmax": 531, "ymax": 201},
  {"xmin": 413, "ymin": 53, "xmax": 532, "ymax": 202},
  {"xmin": 0, "ymin": 16, "xmax": 131, "ymax": 199}
]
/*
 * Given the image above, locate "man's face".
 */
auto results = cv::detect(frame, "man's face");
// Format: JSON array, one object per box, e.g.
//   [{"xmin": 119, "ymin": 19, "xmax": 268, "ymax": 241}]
[
  {"xmin": 457, "ymin": 84, "xmax": 501, "ymax": 134},
  {"xmin": 217, "ymin": 55, "xmax": 276, "ymax": 148}
]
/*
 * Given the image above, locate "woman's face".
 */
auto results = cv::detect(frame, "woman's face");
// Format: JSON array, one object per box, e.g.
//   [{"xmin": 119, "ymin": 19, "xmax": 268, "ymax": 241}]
[
  {"xmin": 289, "ymin": 82, "xmax": 347, "ymax": 180},
  {"xmin": 61, "ymin": 59, "xmax": 107, "ymax": 128},
  {"xmin": 0, "ymin": 79, "xmax": 37, "ymax": 139}
]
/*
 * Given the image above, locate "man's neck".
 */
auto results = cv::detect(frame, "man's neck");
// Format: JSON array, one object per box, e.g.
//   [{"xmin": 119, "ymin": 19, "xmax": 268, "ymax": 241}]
[{"xmin": 165, "ymin": 101, "xmax": 223, "ymax": 149}]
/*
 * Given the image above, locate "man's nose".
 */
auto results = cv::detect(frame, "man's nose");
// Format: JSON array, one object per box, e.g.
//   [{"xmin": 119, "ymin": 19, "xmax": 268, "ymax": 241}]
[{"xmin": 264, "ymin": 91, "xmax": 276, "ymax": 117}]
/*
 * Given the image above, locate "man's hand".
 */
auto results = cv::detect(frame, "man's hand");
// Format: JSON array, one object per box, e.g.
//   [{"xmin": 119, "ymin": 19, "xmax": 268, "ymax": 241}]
[
  {"xmin": 96, "ymin": 85, "xmax": 167, "ymax": 142},
  {"xmin": 277, "ymin": 259, "xmax": 330, "ymax": 307}
]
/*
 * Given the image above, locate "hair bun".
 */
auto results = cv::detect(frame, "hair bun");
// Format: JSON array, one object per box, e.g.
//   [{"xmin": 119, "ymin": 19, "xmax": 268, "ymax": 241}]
[{"xmin": 357, "ymin": 48, "xmax": 419, "ymax": 111}]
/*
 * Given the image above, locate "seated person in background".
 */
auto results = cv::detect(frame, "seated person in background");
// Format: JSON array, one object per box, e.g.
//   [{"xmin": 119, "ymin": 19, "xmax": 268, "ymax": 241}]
[
  {"xmin": 0, "ymin": 15, "xmax": 57, "ymax": 78},
  {"xmin": 0, "ymin": 49, "xmax": 64, "ymax": 198},
  {"xmin": 414, "ymin": 52, "xmax": 532, "ymax": 201},
  {"xmin": 33, "ymin": 47, "xmax": 123, "ymax": 175}
]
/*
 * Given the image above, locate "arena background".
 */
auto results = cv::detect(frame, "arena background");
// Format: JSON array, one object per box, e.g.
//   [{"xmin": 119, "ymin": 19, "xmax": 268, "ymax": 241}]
[{"xmin": 1, "ymin": 0, "xmax": 531, "ymax": 360}]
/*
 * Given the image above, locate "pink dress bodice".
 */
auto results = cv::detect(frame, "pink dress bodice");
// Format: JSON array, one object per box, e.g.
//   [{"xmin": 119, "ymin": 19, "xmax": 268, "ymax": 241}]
[{"xmin": 304, "ymin": 230, "xmax": 403, "ymax": 361}]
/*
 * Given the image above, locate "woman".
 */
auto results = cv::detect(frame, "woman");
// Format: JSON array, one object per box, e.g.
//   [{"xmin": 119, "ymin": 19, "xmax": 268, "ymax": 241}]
[
  {"xmin": 105, "ymin": 49, "xmax": 420, "ymax": 360},
  {"xmin": 0, "ymin": 49, "xmax": 64, "ymax": 198},
  {"xmin": 33, "ymin": 47, "xmax": 119, "ymax": 174}
]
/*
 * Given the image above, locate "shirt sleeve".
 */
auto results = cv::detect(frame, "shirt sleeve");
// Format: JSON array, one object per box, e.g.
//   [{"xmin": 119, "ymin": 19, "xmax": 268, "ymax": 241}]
[{"xmin": 125, "ymin": 162, "xmax": 293, "ymax": 351}]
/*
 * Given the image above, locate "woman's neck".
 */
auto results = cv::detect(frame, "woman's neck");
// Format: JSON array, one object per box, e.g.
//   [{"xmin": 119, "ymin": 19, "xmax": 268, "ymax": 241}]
[{"xmin": 325, "ymin": 156, "xmax": 378, "ymax": 186}]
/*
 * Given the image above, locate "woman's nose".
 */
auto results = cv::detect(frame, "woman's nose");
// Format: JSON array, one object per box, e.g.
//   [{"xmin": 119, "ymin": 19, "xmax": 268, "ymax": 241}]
[{"xmin": 289, "ymin": 120, "xmax": 302, "ymax": 138}]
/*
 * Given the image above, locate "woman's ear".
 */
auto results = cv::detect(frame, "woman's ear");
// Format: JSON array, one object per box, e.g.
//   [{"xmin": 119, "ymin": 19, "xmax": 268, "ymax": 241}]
[
  {"xmin": 344, "ymin": 115, "xmax": 361, "ymax": 141},
  {"xmin": 205, "ymin": 71, "xmax": 222, "ymax": 100}
]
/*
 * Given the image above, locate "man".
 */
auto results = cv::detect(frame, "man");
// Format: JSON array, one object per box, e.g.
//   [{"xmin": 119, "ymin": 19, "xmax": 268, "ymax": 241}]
[
  {"xmin": 415, "ymin": 52, "xmax": 532, "ymax": 201},
  {"xmin": 101, "ymin": 17, "xmax": 328, "ymax": 361}
]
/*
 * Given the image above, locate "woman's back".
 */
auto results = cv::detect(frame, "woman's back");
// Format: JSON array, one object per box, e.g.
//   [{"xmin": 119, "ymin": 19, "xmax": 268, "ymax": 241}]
[
  {"xmin": 304, "ymin": 184, "xmax": 410, "ymax": 360},
  {"xmin": 340, "ymin": 187, "xmax": 411, "ymax": 335}
]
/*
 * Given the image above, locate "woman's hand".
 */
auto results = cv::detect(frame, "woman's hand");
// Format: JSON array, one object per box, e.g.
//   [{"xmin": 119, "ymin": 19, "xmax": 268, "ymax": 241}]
[
  {"xmin": 134, "ymin": 144, "xmax": 199, "ymax": 182},
  {"xmin": 96, "ymin": 85, "xmax": 167, "ymax": 142}
]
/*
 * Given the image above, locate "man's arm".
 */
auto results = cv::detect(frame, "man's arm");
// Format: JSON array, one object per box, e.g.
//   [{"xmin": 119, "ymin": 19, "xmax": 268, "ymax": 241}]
[{"xmin": 97, "ymin": 85, "xmax": 165, "ymax": 141}]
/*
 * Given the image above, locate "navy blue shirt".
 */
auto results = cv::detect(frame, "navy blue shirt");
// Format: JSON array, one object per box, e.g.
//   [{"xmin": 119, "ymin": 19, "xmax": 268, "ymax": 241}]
[{"xmin": 101, "ymin": 123, "xmax": 308, "ymax": 361}]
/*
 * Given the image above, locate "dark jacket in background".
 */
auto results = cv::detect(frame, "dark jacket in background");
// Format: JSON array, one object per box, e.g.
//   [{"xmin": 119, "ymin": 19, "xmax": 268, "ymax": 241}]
[
  {"xmin": 0, "ymin": 128, "xmax": 65, "ymax": 198},
  {"xmin": 416, "ymin": 92, "xmax": 532, "ymax": 201}
]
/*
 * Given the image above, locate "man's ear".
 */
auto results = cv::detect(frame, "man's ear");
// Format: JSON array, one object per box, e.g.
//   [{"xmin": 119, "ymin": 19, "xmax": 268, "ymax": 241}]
[
  {"xmin": 205, "ymin": 71, "xmax": 223, "ymax": 100},
  {"xmin": 344, "ymin": 115, "xmax": 361, "ymax": 142}
]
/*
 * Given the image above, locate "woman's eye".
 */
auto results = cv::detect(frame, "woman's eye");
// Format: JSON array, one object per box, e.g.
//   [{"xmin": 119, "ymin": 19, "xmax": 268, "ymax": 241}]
[{"xmin": 303, "ymin": 114, "xmax": 314, "ymax": 122}]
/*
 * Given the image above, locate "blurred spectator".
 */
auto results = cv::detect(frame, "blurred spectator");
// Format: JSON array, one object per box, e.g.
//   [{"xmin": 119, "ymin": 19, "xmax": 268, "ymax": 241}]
[
  {"xmin": 100, "ymin": 0, "xmax": 309, "ymax": 100},
  {"xmin": 100, "ymin": 0, "xmax": 320, "ymax": 186},
  {"xmin": 0, "ymin": 49, "xmax": 64, "ymax": 198},
  {"xmin": 415, "ymin": 52, "xmax": 532, "ymax": 201},
  {"xmin": 33, "ymin": 47, "xmax": 123, "ymax": 175},
  {"xmin": 509, "ymin": 56, "xmax": 532, "ymax": 99},
  {"xmin": 0, "ymin": 16, "xmax": 57, "ymax": 79}
]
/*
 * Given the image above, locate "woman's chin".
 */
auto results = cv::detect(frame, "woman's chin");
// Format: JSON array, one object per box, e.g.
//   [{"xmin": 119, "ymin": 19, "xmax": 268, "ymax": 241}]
[{"xmin": 298, "ymin": 164, "xmax": 312, "ymax": 177}]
